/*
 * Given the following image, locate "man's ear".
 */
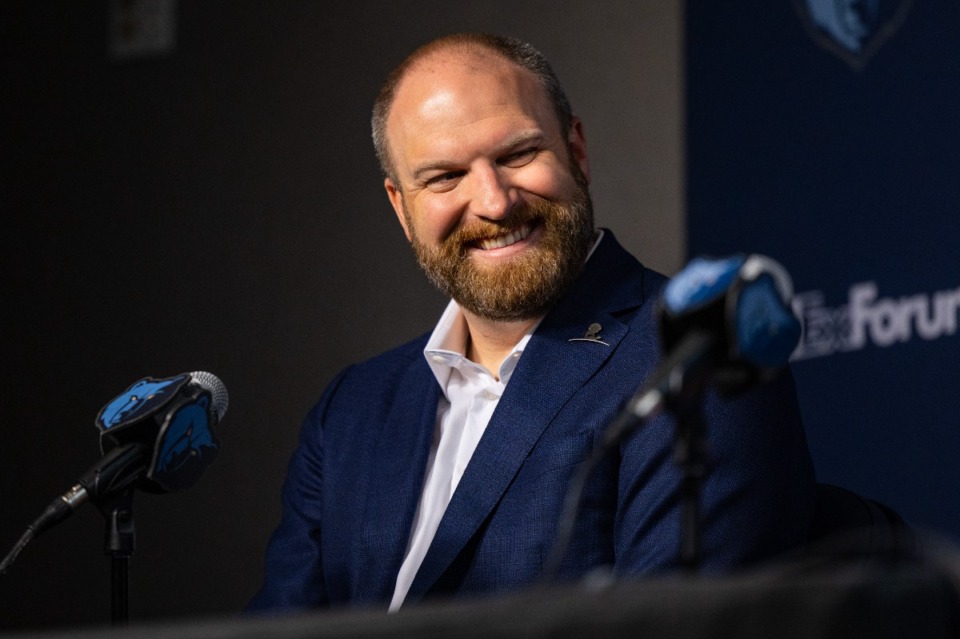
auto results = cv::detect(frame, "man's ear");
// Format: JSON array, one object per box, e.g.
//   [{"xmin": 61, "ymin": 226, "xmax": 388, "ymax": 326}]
[
  {"xmin": 567, "ymin": 116, "xmax": 591, "ymax": 184},
  {"xmin": 384, "ymin": 177, "xmax": 411, "ymax": 241}
]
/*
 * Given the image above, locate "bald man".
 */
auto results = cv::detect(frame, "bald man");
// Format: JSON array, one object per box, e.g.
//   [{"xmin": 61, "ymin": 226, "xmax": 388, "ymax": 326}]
[{"xmin": 249, "ymin": 33, "xmax": 815, "ymax": 613}]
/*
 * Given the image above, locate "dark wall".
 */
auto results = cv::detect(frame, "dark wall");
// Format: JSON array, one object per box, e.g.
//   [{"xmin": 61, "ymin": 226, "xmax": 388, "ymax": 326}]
[{"xmin": 0, "ymin": 1, "xmax": 682, "ymax": 631}]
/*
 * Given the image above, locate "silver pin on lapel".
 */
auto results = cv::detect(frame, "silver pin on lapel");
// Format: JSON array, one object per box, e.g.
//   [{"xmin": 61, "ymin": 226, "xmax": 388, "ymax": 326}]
[{"xmin": 568, "ymin": 322, "xmax": 609, "ymax": 346}]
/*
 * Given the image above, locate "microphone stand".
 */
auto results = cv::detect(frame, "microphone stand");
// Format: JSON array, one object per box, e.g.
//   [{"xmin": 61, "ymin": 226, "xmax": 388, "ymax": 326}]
[
  {"xmin": 620, "ymin": 329, "xmax": 714, "ymax": 572},
  {"xmin": 604, "ymin": 328, "xmax": 714, "ymax": 573},
  {"xmin": 665, "ymin": 371, "xmax": 709, "ymax": 572},
  {"xmin": 97, "ymin": 488, "xmax": 136, "ymax": 627},
  {"xmin": 543, "ymin": 330, "xmax": 716, "ymax": 581}
]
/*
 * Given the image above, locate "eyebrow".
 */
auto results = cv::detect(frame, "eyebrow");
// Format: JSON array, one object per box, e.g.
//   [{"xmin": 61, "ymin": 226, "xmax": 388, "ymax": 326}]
[{"xmin": 410, "ymin": 129, "xmax": 545, "ymax": 182}]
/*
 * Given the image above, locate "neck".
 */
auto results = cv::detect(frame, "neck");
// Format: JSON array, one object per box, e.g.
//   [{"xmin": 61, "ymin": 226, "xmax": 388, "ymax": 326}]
[{"xmin": 462, "ymin": 311, "xmax": 540, "ymax": 380}]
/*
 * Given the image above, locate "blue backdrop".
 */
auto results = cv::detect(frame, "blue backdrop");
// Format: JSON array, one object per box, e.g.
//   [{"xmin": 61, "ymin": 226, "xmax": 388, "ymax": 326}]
[{"xmin": 685, "ymin": 0, "xmax": 960, "ymax": 541}]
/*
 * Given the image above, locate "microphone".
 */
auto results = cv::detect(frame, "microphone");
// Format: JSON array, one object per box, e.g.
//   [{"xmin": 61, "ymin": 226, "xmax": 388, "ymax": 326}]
[
  {"xmin": 0, "ymin": 371, "xmax": 227, "ymax": 574},
  {"xmin": 95, "ymin": 370, "xmax": 228, "ymax": 494},
  {"xmin": 602, "ymin": 254, "xmax": 801, "ymax": 448}
]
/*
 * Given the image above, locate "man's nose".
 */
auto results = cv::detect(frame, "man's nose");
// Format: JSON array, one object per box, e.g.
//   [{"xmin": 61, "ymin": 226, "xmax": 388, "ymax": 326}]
[{"xmin": 468, "ymin": 164, "xmax": 517, "ymax": 220}]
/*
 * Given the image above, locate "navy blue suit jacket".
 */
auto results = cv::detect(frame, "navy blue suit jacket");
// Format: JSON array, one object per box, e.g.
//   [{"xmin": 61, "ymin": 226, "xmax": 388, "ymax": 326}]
[{"xmin": 249, "ymin": 232, "xmax": 816, "ymax": 612}]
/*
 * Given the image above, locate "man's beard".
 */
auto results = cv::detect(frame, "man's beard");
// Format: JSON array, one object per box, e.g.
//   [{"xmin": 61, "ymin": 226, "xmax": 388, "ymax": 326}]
[{"xmin": 404, "ymin": 176, "xmax": 595, "ymax": 322}]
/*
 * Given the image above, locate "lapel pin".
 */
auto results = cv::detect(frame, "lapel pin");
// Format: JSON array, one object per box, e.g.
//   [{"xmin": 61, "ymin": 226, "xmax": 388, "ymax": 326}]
[{"xmin": 568, "ymin": 322, "xmax": 609, "ymax": 346}]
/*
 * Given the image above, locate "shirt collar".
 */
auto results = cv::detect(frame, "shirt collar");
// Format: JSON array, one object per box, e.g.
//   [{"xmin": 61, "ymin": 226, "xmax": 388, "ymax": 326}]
[{"xmin": 423, "ymin": 301, "xmax": 536, "ymax": 395}]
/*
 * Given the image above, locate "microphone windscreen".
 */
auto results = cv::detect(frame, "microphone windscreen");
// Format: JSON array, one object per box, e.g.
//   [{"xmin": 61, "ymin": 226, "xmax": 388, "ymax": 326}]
[{"xmin": 190, "ymin": 371, "xmax": 229, "ymax": 422}]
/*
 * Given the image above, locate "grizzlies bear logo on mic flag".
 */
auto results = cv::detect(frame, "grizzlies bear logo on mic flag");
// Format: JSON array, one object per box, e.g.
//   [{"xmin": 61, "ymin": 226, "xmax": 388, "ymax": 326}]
[{"xmin": 96, "ymin": 372, "xmax": 225, "ymax": 493}]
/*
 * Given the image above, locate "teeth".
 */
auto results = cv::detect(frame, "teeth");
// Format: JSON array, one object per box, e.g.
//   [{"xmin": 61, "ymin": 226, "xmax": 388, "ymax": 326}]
[{"xmin": 478, "ymin": 223, "xmax": 531, "ymax": 250}]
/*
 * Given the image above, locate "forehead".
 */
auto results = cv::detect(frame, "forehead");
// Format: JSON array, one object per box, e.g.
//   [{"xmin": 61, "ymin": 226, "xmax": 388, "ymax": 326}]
[{"xmin": 385, "ymin": 49, "xmax": 560, "ymax": 161}]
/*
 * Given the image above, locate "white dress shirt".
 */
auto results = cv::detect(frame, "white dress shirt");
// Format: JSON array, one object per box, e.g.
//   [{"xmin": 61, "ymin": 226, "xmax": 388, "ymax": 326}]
[
  {"xmin": 389, "ymin": 301, "xmax": 535, "ymax": 610},
  {"xmin": 389, "ymin": 231, "xmax": 603, "ymax": 610}
]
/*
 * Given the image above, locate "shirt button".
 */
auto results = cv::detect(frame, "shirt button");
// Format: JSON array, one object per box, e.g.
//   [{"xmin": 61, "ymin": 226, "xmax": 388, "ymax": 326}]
[
  {"xmin": 430, "ymin": 355, "xmax": 445, "ymax": 363},
  {"xmin": 483, "ymin": 390, "xmax": 499, "ymax": 401}
]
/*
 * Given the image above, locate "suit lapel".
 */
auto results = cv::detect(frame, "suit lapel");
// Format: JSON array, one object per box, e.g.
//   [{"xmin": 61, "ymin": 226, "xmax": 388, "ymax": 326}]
[
  {"xmin": 355, "ymin": 354, "xmax": 439, "ymax": 603},
  {"xmin": 405, "ymin": 232, "xmax": 648, "ymax": 602}
]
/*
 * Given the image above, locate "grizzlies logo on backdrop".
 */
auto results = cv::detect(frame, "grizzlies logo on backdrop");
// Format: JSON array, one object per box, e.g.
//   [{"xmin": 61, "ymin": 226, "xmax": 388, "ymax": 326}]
[{"xmin": 794, "ymin": 0, "xmax": 914, "ymax": 70}]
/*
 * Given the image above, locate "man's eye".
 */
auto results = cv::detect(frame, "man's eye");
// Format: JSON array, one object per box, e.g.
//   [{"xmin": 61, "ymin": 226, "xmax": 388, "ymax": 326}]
[
  {"xmin": 426, "ymin": 171, "xmax": 463, "ymax": 190},
  {"xmin": 500, "ymin": 148, "xmax": 537, "ymax": 167}
]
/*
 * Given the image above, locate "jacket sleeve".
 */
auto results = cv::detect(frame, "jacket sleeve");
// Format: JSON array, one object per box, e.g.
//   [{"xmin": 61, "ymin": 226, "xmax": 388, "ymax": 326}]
[
  {"xmin": 613, "ymin": 367, "xmax": 817, "ymax": 574},
  {"xmin": 245, "ymin": 368, "xmax": 350, "ymax": 613}
]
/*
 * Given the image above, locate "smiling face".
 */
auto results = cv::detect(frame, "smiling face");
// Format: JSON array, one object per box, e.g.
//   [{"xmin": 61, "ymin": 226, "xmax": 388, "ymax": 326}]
[{"xmin": 382, "ymin": 46, "xmax": 595, "ymax": 321}]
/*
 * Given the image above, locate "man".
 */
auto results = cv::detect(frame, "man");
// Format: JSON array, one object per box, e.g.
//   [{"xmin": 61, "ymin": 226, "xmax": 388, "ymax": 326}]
[{"xmin": 248, "ymin": 33, "xmax": 816, "ymax": 613}]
